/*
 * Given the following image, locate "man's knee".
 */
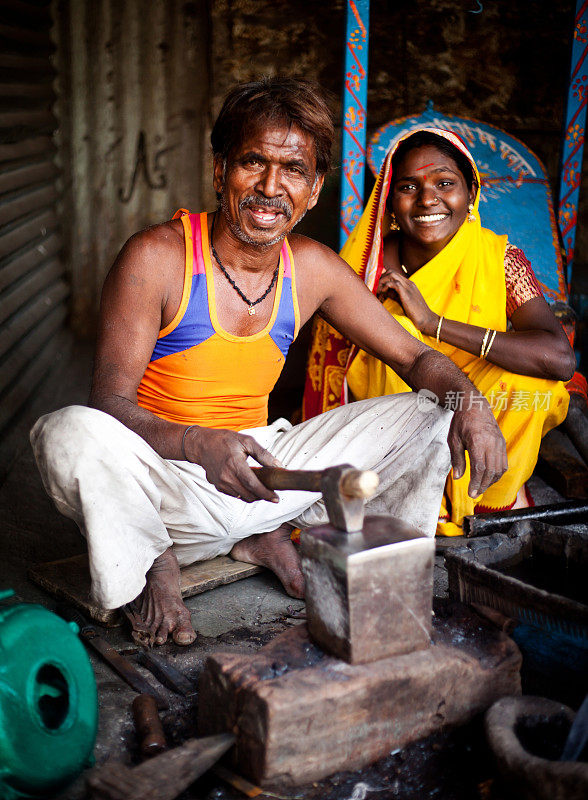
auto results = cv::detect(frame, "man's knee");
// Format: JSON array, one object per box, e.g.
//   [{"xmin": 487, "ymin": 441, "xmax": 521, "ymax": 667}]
[{"xmin": 31, "ymin": 405, "xmax": 114, "ymax": 481}]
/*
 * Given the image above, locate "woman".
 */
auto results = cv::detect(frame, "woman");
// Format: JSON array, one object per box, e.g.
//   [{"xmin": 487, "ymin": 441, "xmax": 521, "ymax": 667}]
[{"xmin": 304, "ymin": 128, "xmax": 575, "ymax": 536}]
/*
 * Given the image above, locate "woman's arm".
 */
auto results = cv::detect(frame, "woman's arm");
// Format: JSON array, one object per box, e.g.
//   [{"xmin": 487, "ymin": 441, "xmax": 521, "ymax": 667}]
[{"xmin": 378, "ymin": 247, "xmax": 576, "ymax": 381}]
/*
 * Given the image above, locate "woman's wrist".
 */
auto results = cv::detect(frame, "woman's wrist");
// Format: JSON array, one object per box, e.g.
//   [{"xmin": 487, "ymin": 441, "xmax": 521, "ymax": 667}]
[{"xmin": 424, "ymin": 313, "xmax": 441, "ymax": 338}]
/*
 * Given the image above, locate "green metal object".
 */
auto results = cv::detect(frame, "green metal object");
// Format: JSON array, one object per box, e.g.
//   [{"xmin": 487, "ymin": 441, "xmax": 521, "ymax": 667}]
[{"xmin": 0, "ymin": 590, "xmax": 98, "ymax": 798}]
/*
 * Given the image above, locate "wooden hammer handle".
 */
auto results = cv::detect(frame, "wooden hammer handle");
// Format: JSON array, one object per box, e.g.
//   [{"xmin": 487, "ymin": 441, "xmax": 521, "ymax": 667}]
[
  {"xmin": 252, "ymin": 466, "xmax": 378, "ymax": 499},
  {"xmin": 253, "ymin": 467, "xmax": 322, "ymax": 492}
]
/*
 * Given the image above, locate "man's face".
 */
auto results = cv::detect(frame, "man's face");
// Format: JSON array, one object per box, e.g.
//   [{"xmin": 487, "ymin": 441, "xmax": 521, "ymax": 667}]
[{"xmin": 213, "ymin": 122, "xmax": 324, "ymax": 246}]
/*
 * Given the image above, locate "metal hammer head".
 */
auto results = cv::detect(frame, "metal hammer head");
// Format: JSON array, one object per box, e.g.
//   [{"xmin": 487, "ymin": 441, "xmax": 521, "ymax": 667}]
[{"xmin": 320, "ymin": 464, "xmax": 379, "ymax": 533}]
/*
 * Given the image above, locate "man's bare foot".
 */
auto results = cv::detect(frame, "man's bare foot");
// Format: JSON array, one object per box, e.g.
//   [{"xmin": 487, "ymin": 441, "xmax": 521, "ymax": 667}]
[
  {"xmin": 512, "ymin": 483, "xmax": 531, "ymax": 510},
  {"xmin": 125, "ymin": 548, "xmax": 196, "ymax": 646},
  {"xmin": 230, "ymin": 524, "xmax": 304, "ymax": 599}
]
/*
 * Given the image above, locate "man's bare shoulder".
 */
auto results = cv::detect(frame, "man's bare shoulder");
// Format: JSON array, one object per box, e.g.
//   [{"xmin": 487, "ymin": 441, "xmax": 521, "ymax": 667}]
[
  {"xmin": 114, "ymin": 219, "xmax": 184, "ymax": 272},
  {"xmin": 287, "ymin": 232, "xmax": 352, "ymax": 273},
  {"xmin": 104, "ymin": 219, "xmax": 185, "ymax": 300}
]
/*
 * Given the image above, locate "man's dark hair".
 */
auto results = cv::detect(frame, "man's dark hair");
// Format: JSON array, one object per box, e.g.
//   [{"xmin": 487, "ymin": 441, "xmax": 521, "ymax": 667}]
[
  {"xmin": 391, "ymin": 130, "xmax": 478, "ymax": 192},
  {"xmin": 211, "ymin": 77, "xmax": 334, "ymax": 176}
]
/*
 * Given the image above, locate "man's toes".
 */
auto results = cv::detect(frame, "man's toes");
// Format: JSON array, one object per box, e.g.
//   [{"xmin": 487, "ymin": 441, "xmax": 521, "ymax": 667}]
[
  {"xmin": 154, "ymin": 620, "xmax": 171, "ymax": 646},
  {"xmin": 172, "ymin": 623, "xmax": 196, "ymax": 646}
]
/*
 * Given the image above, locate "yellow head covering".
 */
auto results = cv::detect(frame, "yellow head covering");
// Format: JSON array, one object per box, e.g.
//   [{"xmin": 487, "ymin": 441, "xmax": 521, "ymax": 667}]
[{"xmin": 303, "ymin": 127, "xmax": 507, "ymax": 417}]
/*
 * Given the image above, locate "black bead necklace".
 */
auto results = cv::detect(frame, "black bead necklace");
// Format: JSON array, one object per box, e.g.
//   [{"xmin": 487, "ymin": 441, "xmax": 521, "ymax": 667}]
[{"xmin": 210, "ymin": 212, "xmax": 280, "ymax": 316}]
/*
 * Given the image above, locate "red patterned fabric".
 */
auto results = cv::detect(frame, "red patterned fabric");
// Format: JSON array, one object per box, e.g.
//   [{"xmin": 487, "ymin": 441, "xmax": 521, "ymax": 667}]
[
  {"xmin": 504, "ymin": 243, "xmax": 544, "ymax": 318},
  {"xmin": 566, "ymin": 370, "xmax": 588, "ymax": 402}
]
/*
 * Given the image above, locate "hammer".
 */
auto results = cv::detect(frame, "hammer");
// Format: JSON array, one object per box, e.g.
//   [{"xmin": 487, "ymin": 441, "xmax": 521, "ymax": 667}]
[{"xmin": 252, "ymin": 464, "xmax": 379, "ymax": 532}]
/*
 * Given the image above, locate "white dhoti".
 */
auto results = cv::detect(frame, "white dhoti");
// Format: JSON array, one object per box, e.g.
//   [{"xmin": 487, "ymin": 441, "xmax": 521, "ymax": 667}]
[{"xmin": 31, "ymin": 394, "xmax": 452, "ymax": 609}]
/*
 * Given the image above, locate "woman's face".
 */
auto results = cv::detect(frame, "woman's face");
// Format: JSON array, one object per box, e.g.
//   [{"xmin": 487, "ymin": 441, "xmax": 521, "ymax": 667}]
[{"xmin": 390, "ymin": 144, "xmax": 476, "ymax": 253}]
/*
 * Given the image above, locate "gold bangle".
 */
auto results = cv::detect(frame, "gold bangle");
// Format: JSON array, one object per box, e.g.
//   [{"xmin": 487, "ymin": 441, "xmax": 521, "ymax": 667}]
[
  {"xmin": 479, "ymin": 328, "xmax": 490, "ymax": 358},
  {"xmin": 435, "ymin": 316, "xmax": 444, "ymax": 343},
  {"xmin": 483, "ymin": 329, "xmax": 497, "ymax": 359}
]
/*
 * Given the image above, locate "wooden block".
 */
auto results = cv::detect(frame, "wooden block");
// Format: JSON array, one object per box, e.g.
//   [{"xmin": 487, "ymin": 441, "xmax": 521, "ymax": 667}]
[
  {"xmin": 29, "ymin": 554, "xmax": 263, "ymax": 626},
  {"xmin": 301, "ymin": 516, "xmax": 434, "ymax": 663},
  {"xmin": 198, "ymin": 602, "xmax": 522, "ymax": 787}
]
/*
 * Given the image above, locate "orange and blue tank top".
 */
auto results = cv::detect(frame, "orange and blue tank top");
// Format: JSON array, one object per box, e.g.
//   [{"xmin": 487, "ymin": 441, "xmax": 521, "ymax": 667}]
[{"xmin": 136, "ymin": 211, "xmax": 300, "ymax": 431}]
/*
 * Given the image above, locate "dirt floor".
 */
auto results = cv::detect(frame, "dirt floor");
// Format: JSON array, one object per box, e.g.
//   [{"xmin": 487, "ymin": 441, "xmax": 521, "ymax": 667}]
[{"xmin": 0, "ymin": 339, "xmax": 584, "ymax": 800}]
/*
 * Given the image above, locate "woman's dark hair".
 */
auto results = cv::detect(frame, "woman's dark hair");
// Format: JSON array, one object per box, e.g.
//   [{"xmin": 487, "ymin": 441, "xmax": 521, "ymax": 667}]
[
  {"xmin": 391, "ymin": 130, "xmax": 478, "ymax": 192},
  {"xmin": 211, "ymin": 77, "xmax": 334, "ymax": 176}
]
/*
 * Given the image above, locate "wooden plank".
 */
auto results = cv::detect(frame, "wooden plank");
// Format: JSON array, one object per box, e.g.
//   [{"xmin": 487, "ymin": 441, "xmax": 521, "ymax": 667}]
[
  {"xmin": 0, "ymin": 135, "xmax": 54, "ymax": 164},
  {"xmin": 0, "ymin": 183, "xmax": 57, "ymax": 227},
  {"xmin": 0, "ymin": 279, "xmax": 68, "ymax": 358},
  {"xmin": 179, "ymin": 558, "xmax": 263, "ymax": 597},
  {"xmin": 198, "ymin": 606, "xmax": 522, "ymax": 787},
  {"xmin": 0, "ymin": 160, "xmax": 57, "ymax": 195},
  {"xmin": 29, "ymin": 554, "xmax": 119, "ymax": 626},
  {"xmin": 0, "ymin": 258, "xmax": 63, "ymax": 325},
  {"xmin": 0, "ymin": 231, "xmax": 61, "ymax": 291},
  {"xmin": 29, "ymin": 554, "xmax": 264, "ymax": 626},
  {"xmin": 0, "ymin": 304, "xmax": 66, "ymax": 395}
]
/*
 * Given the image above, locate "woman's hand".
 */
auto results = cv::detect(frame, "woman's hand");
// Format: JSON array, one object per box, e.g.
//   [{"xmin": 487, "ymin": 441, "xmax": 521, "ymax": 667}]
[{"xmin": 378, "ymin": 271, "xmax": 439, "ymax": 336}]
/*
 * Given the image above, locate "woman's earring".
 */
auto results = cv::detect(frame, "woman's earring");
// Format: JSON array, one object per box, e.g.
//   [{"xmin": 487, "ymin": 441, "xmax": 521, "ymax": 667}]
[
  {"xmin": 467, "ymin": 204, "xmax": 476, "ymax": 223},
  {"xmin": 389, "ymin": 214, "xmax": 400, "ymax": 231}
]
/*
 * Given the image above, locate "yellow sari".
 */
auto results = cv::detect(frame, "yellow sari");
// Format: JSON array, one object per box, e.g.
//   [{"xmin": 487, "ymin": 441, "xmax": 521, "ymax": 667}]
[{"xmin": 304, "ymin": 128, "xmax": 569, "ymax": 536}]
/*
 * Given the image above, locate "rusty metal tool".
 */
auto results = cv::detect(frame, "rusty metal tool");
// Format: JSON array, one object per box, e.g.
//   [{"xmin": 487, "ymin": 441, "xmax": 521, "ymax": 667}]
[
  {"xmin": 253, "ymin": 463, "xmax": 379, "ymax": 532},
  {"xmin": 86, "ymin": 733, "xmax": 235, "ymax": 800},
  {"xmin": 135, "ymin": 650, "xmax": 195, "ymax": 697},
  {"xmin": 132, "ymin": 694, "xmax": 167, "ymax": 758},
  {"xmin": 58, "ymin": 606, "xmax": 169, "ymax": 709},
  {"xmin": 463, "ymin": 499, "xmax": 588, "ymax": 537}
]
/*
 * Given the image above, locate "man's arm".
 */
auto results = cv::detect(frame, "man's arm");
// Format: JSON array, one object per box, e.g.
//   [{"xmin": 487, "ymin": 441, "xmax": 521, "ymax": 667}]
[
  {"xmin": 293, "ymin": 236, "xmax": 507, "ymax": 499},
  {"xmin": 89, "ymin": 226, "xmax": 281, "ymax": 502}
]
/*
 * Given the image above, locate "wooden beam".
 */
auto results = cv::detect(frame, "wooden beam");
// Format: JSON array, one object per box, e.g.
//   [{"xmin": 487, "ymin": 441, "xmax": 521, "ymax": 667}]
[{"xmin": 198, "ymin": 607, "xmax": 521, "ymax": 787}]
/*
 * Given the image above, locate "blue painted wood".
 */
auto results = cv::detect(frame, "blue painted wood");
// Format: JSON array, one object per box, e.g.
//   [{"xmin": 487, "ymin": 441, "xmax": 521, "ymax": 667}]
[
  {"xmin": 369, "ymin": 105, "xmax": 567, "ymax": 302},
  {"xmin": 339, "ymin": 0, "xmax": 370, "ymax": 250},
  {"xmin": 558, "ymin": 0, "xmax": 588, "ymax": 286}
]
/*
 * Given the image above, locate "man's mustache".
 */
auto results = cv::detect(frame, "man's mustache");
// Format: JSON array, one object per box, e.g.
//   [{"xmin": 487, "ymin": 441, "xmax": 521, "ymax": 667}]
[{"xmin": 239, "ymin": 195, "xmax": 293, "ymax": 220}]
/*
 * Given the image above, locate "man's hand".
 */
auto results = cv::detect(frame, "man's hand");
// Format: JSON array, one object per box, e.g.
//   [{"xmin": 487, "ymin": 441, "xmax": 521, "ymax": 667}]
[
  {"xmin": 184, "ymin": 426, "xmax": 282, "ymax": 502},
  {"xmin": 447, "ymin": 403, "xmax": 507, "ymax": 499}
]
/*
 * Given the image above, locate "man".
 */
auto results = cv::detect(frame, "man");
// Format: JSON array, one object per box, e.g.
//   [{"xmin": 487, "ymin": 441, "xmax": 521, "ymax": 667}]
[{"xmin": 32, "ymin": 78, "xmax": 506, "ymax": 646}]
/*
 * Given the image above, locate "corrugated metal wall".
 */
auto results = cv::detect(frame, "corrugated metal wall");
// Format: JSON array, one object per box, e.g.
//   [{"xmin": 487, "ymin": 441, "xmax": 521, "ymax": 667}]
[
  {"xmin": 53, "ymin": 0, "xmax": 212, "ymax": 336},
  {"xmin": 0, "ymin": 0, "xmax": 68, "ymax": 436}
]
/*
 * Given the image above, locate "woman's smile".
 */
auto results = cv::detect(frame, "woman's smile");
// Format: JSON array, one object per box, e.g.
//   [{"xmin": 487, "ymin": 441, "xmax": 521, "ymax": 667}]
[{"xmin": 391, "ymin": 144, "xmax": 475, "ymax": 255}]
